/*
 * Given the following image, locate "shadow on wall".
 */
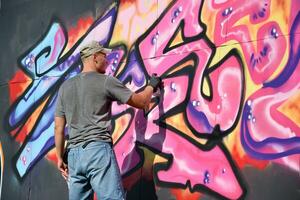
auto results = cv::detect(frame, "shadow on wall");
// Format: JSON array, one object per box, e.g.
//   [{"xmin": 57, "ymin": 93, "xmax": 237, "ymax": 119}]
[{"xmin": 122, "ymin": 88, "xmax": 166, "ymax": 200}]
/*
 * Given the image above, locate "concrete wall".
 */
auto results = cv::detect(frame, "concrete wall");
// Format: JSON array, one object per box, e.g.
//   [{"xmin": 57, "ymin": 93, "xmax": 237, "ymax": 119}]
[{"xmin": 0, "ymin": 0, "xmax": 299, "ymax": 199}]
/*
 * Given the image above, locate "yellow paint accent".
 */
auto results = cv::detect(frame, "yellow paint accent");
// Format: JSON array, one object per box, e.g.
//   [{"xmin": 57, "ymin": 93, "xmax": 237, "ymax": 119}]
[
  {"xmin": 167, "ymin": 59, "xmax": 194, "ymax": 75},
  {"xmin": 165, "ymin": 113, "xmax": 207, "ymax": 145},
  {"xmin": 201, "ymin": 1, "xmax": 218, "ymax": 42},
  {"xmin": 278, "ymin": 91, "xmax": 300, "ymax": 127},
  {"xmin": 202, "ymin": 76, "xmax": 211, "ymax": 97},
  {"xmin": 112, "ymin": 112, "xmax": 132, "ymax": 143},
  {"xmin": 168, "ymin": 27, "xmax": 184, "ymax": 48}
]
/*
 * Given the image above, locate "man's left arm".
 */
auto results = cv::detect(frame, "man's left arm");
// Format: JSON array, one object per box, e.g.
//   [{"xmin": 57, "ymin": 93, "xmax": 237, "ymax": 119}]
[{"xmin": 55, "ymin": 116, "xmax": 68, "ymax": 180}]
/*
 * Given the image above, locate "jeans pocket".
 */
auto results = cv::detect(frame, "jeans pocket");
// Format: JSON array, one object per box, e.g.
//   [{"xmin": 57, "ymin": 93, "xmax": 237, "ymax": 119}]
[{"xmin": 84, "ymin": 145, "xmax": 109, "ymax": 171}]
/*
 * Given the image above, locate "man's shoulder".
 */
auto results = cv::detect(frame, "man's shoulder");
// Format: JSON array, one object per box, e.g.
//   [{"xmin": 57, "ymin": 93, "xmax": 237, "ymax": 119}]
[
  {"xmin": 59, "ymin": 75, "xmax": 79, "ymax": 90},
  {"xmin": 107, "ymin": 75, "xmax": 122, "ymax": 83}
]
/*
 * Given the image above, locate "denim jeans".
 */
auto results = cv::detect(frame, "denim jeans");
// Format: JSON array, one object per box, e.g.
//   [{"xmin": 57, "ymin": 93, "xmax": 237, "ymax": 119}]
[{"xmin": 67, "ymin": 141, "xmax": 125, "ymax": 200}]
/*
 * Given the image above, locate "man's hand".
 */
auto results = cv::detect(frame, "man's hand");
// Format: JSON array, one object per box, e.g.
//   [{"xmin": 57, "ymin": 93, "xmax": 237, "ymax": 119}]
[
  {"xmin": 127, "ymin": 74, "xmax": 162, "ymax": 109},
  {"xmin": 148, "ymin": 74, "xmax": 162, "ymax": 92},
  {"xmin": 57, "ymin": 158, "xmax": 68, "ymax": 181}
]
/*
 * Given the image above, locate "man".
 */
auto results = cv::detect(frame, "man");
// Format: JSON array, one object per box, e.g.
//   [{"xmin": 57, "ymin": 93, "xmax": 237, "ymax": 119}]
[{"xmin": 54, "ymin": 40, "xmax": 161, "ymax": 200}]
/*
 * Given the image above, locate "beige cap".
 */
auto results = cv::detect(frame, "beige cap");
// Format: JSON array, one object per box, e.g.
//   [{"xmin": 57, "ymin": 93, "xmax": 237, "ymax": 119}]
[{"xmin": 79, "ymin": 40, "xmax": 112, "ymax": 59}]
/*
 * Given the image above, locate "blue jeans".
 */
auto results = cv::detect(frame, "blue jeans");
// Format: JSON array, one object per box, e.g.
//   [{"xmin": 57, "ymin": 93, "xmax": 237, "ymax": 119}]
[{"xmin": 67, "ymin": 141, "xmax": 125, "ymax": 200}]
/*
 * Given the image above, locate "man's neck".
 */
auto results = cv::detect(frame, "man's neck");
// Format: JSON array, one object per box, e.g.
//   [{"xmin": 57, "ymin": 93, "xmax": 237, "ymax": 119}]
[
  {"xmin": 81, "ymin": 64, "xmax": 97, "ymax": 73},
  {"xmin": 81, "ymin": 69, "xmax": 96, "ymax": 73}
]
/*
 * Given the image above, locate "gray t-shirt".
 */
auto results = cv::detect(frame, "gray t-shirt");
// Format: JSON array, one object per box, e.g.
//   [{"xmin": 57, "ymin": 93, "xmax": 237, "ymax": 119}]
[{"xmin": 55, "ymin": 72, "xmax": 133, "ymax": 148}]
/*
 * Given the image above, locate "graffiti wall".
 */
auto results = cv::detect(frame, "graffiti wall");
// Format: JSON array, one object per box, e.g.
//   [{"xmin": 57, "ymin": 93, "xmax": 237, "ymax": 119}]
[{"xmin": 0, "ymin": 0, "xmax": 299, "ymax": 199}]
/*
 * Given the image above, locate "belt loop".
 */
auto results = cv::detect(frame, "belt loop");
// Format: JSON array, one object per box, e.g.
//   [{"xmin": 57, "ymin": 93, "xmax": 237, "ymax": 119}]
[
  {"xmin": 82, "ymin": 142, "xmax": 88, "ymax": 149},
  {"xmin": 82, "ymin": 140, "xmax": 93, "ymax": 149}
]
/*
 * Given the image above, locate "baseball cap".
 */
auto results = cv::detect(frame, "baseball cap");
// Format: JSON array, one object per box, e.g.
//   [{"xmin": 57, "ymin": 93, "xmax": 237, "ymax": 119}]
[{"xmin": 79, "ymin": 40, "xmax": 112, "ymax": 59}]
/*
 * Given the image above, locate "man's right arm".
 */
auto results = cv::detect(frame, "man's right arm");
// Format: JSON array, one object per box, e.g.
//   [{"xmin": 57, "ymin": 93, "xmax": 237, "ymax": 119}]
[
  {"xmin": 127, "ymin": 85, "xmax": 153, "ymax": 109},
  {"xmin": 126, "ymin": 75, "xmax": 161, "ymax": 109}
]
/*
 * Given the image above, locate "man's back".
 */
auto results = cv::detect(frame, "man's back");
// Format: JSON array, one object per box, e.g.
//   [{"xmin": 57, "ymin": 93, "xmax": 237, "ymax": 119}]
[{"xmin": 56, "ymin": 72, "xmax": 132, "ymax": 148}]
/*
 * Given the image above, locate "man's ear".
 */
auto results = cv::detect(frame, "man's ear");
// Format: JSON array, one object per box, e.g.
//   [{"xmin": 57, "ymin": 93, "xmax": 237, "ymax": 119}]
[{"xmin": 93, "ymin": 54, "xmax": 98, "ymax": 63}]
